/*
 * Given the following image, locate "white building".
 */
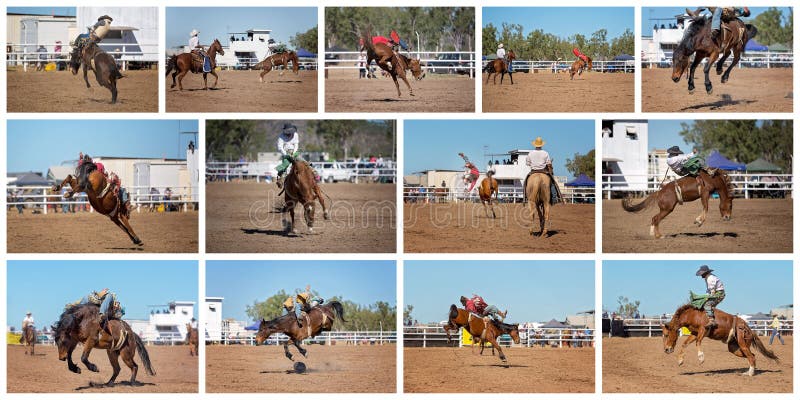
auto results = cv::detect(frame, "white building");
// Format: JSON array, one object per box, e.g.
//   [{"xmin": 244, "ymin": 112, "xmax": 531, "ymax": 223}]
[
  {"xmin": 13, "ymin": 15, "xmax": 75, "ymax": 57},
  {"xmin": 76, "ymin": 7, "xmax": 158, "ymax": 62},
  {"xmin": 643, "ymin": 13, "xmax": 693, "ymax": 63},
  {"xmin": 127, "ymin": 300, "xmax": 196, "ymax": 344},
  {"xmin": 602, "ymin": 120, "xmax": 648, "ymax": 191},
  {"xmin": 205, "ymin": 297, "xmax": 224, "ymax": 341}
]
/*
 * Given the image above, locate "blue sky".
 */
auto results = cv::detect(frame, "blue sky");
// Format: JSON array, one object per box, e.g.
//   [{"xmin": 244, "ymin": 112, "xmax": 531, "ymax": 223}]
[
  {"xmin": 484, "ymin": 7, "xmax": 634, "ymax": 39},
  {"xmin": 405, "ymin": 261, "xmax": 594, "ymax": 324},
  {"xmin": 404, "ymin": 120, "xmax": 594, "ymax": 177},
  {"xmin": 603, "ymin": 260, "xmax": 792, "ymax": 316},
  {"xmin": 206, "ymin": 261, "xmax": 396, "ymax": 322},
  {"xmin": 166, "ymin": 7, "xmax": 317, "ymax": 49},
  {"xmin": 7, "ymin": 120, "xmax": 199, "ymax": 175},
  {"xmin": 7, "ymin": 261, "xmax": 198, "ymax": 328},
  {"xmin": 7, "ymin": 7, "xmax": 75, "ymax": 16},
  {"xmin": 646, "ymin": 119, "xmax": 779, "ymax": 153},
  {"xmin": 642, "ymin": 7, "xmax": 792, "ymax": 36}
]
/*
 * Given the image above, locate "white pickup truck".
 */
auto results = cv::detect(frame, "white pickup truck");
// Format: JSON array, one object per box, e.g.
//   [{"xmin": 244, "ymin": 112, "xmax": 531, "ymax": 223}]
[{"xmin": 312, "ymin": 162, "xmax": 354, "ymax": 183}]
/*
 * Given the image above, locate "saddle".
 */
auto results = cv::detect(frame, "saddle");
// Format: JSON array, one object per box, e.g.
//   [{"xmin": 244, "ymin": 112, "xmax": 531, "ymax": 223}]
[
  {"xmin": 190, "ymin": 50, "xmax": 212, "ymax": 73},
  {"xmin": 524, "ymin": 170, "xmax": 563, "ymax": 205}
]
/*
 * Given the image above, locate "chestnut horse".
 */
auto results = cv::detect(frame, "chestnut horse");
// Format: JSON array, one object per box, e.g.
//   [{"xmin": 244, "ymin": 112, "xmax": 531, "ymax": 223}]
[
  {"xmin": 360, "ymin": 32, "xmax": 424, "ymax": 97},
  {"xmin": 525, "ymin": 172, "xmax": 552, "ymax": 237},
  {"xmin": 444, "ymin": 305, "xmax": 520, "ymax": 365},
  {"xmin": 69, "ymin": 42, "xmax": 123, "ymax": 104},
  {"xmin": 20, "ymin": 325, "xmax": 36, "ymax": 355},
  {"xmin": 254, "ymin": 301, "xmax": 345, "ymax": 360},
  {"xmin": 622, "ymin": 170, "xmax": 733, "ymax": 239},
  {"xmin": 254, "ymin": 51, "xmax": 300, "ymax": 82},
  {"xmin": 672, "ymin": 9, "xmax": 757, "ymax": 94},
  {"xmin": 479, "ymin": 171, "xmax": 499, "ymax": 218},
  {"xmin": 569, "ymin": 56, "xmax": 592, "ymax": 80},
  {"xmin": 52, "ymin": 303, "xmax": 155, "ymax": 386},
  {"xmin": 54, "ymin": 160, "xmax": 142, "ymax": 246},
  {"xmin": 661, "ymin": 304, "xmax": 778, "ymax": 376},
  {"xmin": 165, "ymin": 38, "xmax": 225, "ymax": 90},
  {"xmin": 484, "ymin": 49, "xmax": 516, "ymax": 85},
  {"xmin": 279, "ymin": 156, "xmax": 330, "ymax": 235},
  {"xmin": 185, "ymin": 323, "xmax": 198, "ymax": 356}
]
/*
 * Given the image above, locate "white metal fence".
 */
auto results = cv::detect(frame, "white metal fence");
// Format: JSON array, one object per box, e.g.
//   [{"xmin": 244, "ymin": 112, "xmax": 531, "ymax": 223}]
[
  {"xmin": 214, "ymin": 56, "xmax": 318, "ymax": 70},
  {"xmin": 643, "ymin": 51, "xmax": 794, "ymax": 68},
  {"xmin": 482, "ymin": 59, "xmax": 634, "ymax": 73},
  {"xmin": 7, "ymin": 44, "xmax": 159, "ymax": 71},
  {"xmin": 605, "ymin": 317, "xmax": 794, "ymax": 338},
  {"xmin": 404, "ymin": 325, "xmax": 595, "ymax": 348},
  {"xmin": 7, "ymin": 185, "xmax": 198, "ymax": 214},
  {"xmin": 8, "ymin": 329, "xmax": 188, "ymax": 346},
  {"xmin": 206, "ymin": 161, "xmax": 397, "ymax": 183},
  {"xmin": 206, "ymin": 328, "xmax": 397, "ymax": 346},
  {"xmin": 403, "ymin": 185, "xmax": 595, "ymax": 204},
  {"xmin": 602, "ymin": 173, "xmax": 792, "ymax": 199},
  {"xmin": 326, "ymin": 51, "xmax": 476, "ymax": 77}
]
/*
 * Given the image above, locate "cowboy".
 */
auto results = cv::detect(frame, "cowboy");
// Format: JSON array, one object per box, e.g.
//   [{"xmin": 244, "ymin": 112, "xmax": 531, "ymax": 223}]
[
  {"xmin": 458, "ymin": 153, "xmax": 480, "ymax": 194},
  {"xmin": 283, "ymin": 285, "xmax": 324, "ymax": 328},
  {"xmin": 697, "ymin": 7, "xmax": 751, "ymax": 42},
  {"xmin": 696, "ymin": 265, "xmax": 725, "ymax": 328},
  {"xmin": 76, "ymin": 152, "xmax": 129, "ymax": 207},
  {"xmin": 525, "ymin": 137, "xmax": 562, "ymax": 204},
  {"xmin": 69, "ymin": 288, "xmax": 124, "ymax": 333},
  {"xmin": 460, "ymin": 295, "xmax": 507, "ymax": 321},
  {"xmin": 389, "ymin": 30, "xmax": 410, "ymax": 52},
  {"xmin": 189, "ymin": 29, "xmax": 211, "ymax": 73},
  {"xmin": 666, "ymin": 146, "xmax": 714, "ymax": 178},
  {"xmin": 496, "ymin": 43, "xmax": 512, "ymax": 73},
  {"xmin": 73, "ymin": 15, "xmax": 113, "ymax": 53},
  {"xmin": 22, "ymin": 311, "xmax": 35, "ymax": 330},
  {"xmin": 275, "ymin": 123, "xmax": 300, "ymax": 188}
]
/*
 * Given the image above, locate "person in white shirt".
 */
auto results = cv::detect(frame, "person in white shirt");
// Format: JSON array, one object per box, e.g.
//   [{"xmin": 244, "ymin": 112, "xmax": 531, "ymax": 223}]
[
  {"xmin": 666, "ymin": 146, "xmax": 709, "ymax": 176},
  {"xmin": 496, "ymin": 43, "xmax": 511, "ymax": 72},
  {"xmin": 22, "ymin": 312, "xmax": 35, "ymax": 329},
  {"xmin": 525, "ymin": 137, "xmax": 562, "ymax": 204},
  {"xmin": 275, "ymin": 123, "xmax": 301, "ymax": 188},
  {"xmin": 189, "ymin": 29, "xmax": 211, "ymax": 72},
  {"xmin": 696, "ymin": 265, "xmax": 725, "ymax": 328}
]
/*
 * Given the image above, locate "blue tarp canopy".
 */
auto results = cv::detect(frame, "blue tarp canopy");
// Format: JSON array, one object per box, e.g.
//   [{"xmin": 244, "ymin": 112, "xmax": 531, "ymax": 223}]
[
  {"xmin": 613, "ymin": 54, "xmax": 634, "ymax": 61},
  {"xmin": 565, "ymin": 173, "xmax": 595, "ymax": 187},
  {"xmin": 244, "ymin": 321, "xmax": 260, "ymax": 331},
  {"xmin": 706, "ymin": 150, "xmax": 746, "ymax": 171},
  {"xmin": 744, "ymin": 39, "xmax": 768, "ymax": 52},
  {"xmin": 296, "ymin": 48, "xmax": 316, "ymax": 58}
]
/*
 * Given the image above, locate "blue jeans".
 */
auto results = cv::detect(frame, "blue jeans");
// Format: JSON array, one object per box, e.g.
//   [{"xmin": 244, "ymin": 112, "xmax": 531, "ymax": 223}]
[
  {"xmin": 769, "ymin": 328, "xmax": 784, "ymax": 345},
  {"xmin": 398, "ymin": 39, "xmax": 409, "ymax": 51},
  {"xmin": 712, "ymin": 7, "xmax": 722, "ymax": 31}
]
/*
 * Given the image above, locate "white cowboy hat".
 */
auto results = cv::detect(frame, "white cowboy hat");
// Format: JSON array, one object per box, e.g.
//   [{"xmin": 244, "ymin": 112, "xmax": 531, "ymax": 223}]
[
  {"xmin": 26, "ymin": 311, "xmax": 32, "ymax": 315},
  {"xmin": 532, "ymin": 137, "xmax": 545, "ymax": 147},
  {"xmin": 498, "ymin": 43, "xmax": 504, "ymax": 48},
  {"xmin": 190, "ymin": 29, "xmax": 199, "ymax": 37}
]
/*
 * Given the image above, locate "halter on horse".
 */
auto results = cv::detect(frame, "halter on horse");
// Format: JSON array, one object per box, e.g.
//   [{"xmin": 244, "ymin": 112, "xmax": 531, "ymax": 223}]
[
  {"xmin": 69, "ymin": 42, "xmax": 124, "ymax": 103},
  {"xmin": 254, "ymin": 51, "xmax": 300, "ymax": 82},
  {"xmin": 255, "ymin": 301, "xmax": 345, "ymax": 361},
  {"xmin": 165, "ymin": 38, "xmax": 225, "ymax": 90}
]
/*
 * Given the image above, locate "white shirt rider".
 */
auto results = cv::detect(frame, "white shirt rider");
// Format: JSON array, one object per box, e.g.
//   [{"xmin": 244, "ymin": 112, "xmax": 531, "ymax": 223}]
[
  {"xmin": 526, "ymin": 149, "xmax": 552, "ymax": 171},
  {"xmin": 190, "ymin": 319, "xmax": 198, "ymax": 329},
  {"xmin": 496, "ymin": 44, "xmax": 506, "ymax": 60},
  {"xmin": 704, "ymin": 274, "xmax": 724, "ymax": 294},
  {"xmin": 23, "ymin": 315, "xmax": 35, "ymax": 328},
  {"xmin": 277, "ymin": 131, "xmax": 300, "ymax": 156},
  {"xmin": 189, "ymin": 35, "xmax": 200, "ymax": 52},
  {"xmin": 667, "ymin": 149, "xmax": 698, "ymax": 175}
]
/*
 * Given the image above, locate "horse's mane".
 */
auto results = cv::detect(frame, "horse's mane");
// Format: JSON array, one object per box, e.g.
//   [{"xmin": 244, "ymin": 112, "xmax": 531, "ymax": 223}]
[
  {"xmin": 492, "ymin": 320, "xmax": 518, "ymax": 332},
  {"xmin": 52, "ymin": 303, "xmax": 99, "ymax": 337},
  {"xmin": 678, "ymin": 16, "xmax": 709, "ymax": 54}
]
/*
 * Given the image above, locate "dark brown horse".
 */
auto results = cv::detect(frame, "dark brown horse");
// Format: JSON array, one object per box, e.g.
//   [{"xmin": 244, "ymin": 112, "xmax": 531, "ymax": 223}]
[
  {"xmin": 165, "ymin": 38, "xmax": 225, "ymax": 91},
  {"xmin": 444, "ymin": 305, "xmax": 520, "ymax": 365},
  {"xmin": 53, "ymin": 159, "xmax": 142, "ymax": 246},
  {"xmin": 622, "ymin": 170, "xmax": 733, "ymax": 239},
  {"xmin": 479, "ymin": 172, "xmax": 499, "ymax": 218},
  {"xmin": 254, "ymin": 51, "xmax": 300, "ymax": 82},
  {"xmin": 254, "ymin": 301, "xmax": 346, "ymax": 361},
  {"xmin": 484, "ymin": 49, "xmax": 516, "ymax": 85},
  {"xmin": 672, "ymin": 9, "xmax": 757, "ymax": 94},
  {"xmin": 662, "ymin": 304, "xmax": 778, "ymax": 376},
  {"xmin": 525, "ymin": 172, "xmax": 552, "ymax": 237},
  {"xmin": 52, "ymin": 303, "xmax": 155, "ymax": 386},
  {"xmin": 569, "ymin": 56, "xmax": 592, "ymax": 80},
  {"xmin": 185, "ymin": 323, "xmax": 198, "ymax": 357},
  {"xmin": 280, "ymin": 156, "xmax": 330, "ymax": 235},
  {"xmin": 20, "ymin": 325, "xmax": 36, "ymax": 355},
  {"xmin": 69, "ymin": 42, "xmax": 123, "ymax": 103},
  {"xmin": 361, "ymin": 33, "xmax": 424, "ymax": 97}
]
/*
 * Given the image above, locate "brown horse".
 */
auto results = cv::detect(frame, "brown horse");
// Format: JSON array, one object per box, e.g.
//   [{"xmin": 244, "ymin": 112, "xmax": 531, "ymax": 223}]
[
  {"xmin": 69, "ymin": 42, "xmax": 123, "ymax": 104},
  {"xmin": 280, "ymin": 156, "xmax": 330, "ymax": 235},
  {"xmin": 484, "ymin": 49, "xmax": 516, "ymax": 85},
  {"xmin": 672, "ymin": 9, "xmax": 757, "ymax": 94},
  {"xmin": 254, "ymin": 301, "xmax": 345, "ymax": 361},
  {"xmin": 52, "ymin": 303, "xmax": 155, "ymax": 386},
  {"xmin": 254, "ymin": 51, "xmax": 300, "ymax": 82},
  {"xmin": 20, "ymin": 325, "xmax": 36, "ymax": 355},
  {"xmin": 662, "ymin": 304, "xmax": 778, "ymax": 376},
  {"xmin": 443, "ymin": 305, "xmax": 520, "ymax": 365},
  {"xmin": 479, "ymin": 172, "xmax": 499, "ymax": 218},
  {"xmin": 54, "ymin": 159, "xmax": 142, "ymax": 246},
  {"xmin": 525, "ymin": 172, "xmax": 552, "ymax": 237},
  {"xmin": 622, "ymin": 170, "xmax": 733, "ymax": 239},
  {"xmin": 165, "ymin": 38, "xmax": 225, "ymax": 91},
  {"xmin": 185, "ymin": 323, "xmax": 198, "ymax": 357},
  {"xmin": 361, "ymin": 33, "xmax": 424, "ymax": 97},
  {"xmin": 569, "ymin": 56, "xmax": 592, "ymax": 80}
]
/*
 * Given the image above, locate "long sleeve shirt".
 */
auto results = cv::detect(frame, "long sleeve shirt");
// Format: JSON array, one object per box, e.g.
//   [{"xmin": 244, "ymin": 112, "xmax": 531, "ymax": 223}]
[
  {"xmin": 704, "ymin": 274, "xmax": 724, "ymax": 294},
  {"xmin": 276, "ymin": 133, "xmax": 300, "ymax": 155}
]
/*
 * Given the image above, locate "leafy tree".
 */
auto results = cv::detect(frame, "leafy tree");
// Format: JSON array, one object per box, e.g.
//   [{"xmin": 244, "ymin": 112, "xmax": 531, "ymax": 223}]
[
  {"xmin": 403, "ymin": 305, "xmax": 414, "ymax": 324},
  {"xmin": 482, "ymin": 23, "xmax": 498, "ymax": 55},
  {"xmin": 678, "ymin": 120, "xmax": 792, "ymax": 171},
  {"xmin": 290, "ymin": 26, "xmax": 318, "ymax": 52},
  {"xmin": 752, "ymin": 7, "xmax": 793, "ymax": 46},
  {"xmin": 565, "ymin": 149, "xmax": 596, "ymax": 179},
  {"xmin": 609, "ymin": 29, "xmax": 635, "ymax": 57},
  {"xmin": 616, "ymin": 296, "xmax": 640, "ymax": 318}
]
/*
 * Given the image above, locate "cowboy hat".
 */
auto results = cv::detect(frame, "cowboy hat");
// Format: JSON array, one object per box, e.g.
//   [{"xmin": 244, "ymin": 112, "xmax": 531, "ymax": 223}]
[
  {"xmin": 97, "ymin": 15, "xmax": 112, "ymax": 22},
  {"xmin": 667, "ymin": 146, "xmax": 684, "ymax": 156},
  {"xmin": 26, "ymin": 311, "xmax": 32, "ymax": 315},
  {"xmin": 282, "ymin": 123, "xmax": 297, "ymax": 134},
  {"xmin": 498, "ymin": 43, "xmax": 504, "ymax": 48},
  {"xmin": 696, "ymin": 265, "xmax": 714, "ymax": 276},
  {"xmin": 532, "ymin": 137, "xmax": 545, "ymax": 147},
  {"xmin": 190, "ymin": 29, "xmax": 199, "ymax": 37}
]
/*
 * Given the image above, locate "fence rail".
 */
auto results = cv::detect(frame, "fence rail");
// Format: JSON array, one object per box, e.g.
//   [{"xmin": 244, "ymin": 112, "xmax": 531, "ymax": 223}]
[
  {"xmin": 482, "ymin": 59, "xmax": 634, "ymax": 73},
  {"xmin": 642, "ymin": 51, "xmax": 794, "ymax": 68},
  {"xmin": 403, "ymin": 185, "xmax": 595, "ymax": 204},
  {"xmin": 403, "ymin": 325, "xmax": 595, "ymax": 348},
  {"xmin": 7, "ymin": 185, "xmax": 197, "ymax": 214},
  {"xmin": 602, "ymin": 173, "xmax": 792, "ymax": 199},
  {"xmin": 206, "ymin": 329, "xmax": 397, "ymax": 346},
  {"xmin": 326, "ymin": 51, "xmax": 475, "ymax": 76},
  {"xmin": 604, "ymin": 318, "xmax": 794, "ymax": 338},
  {"xmin": 206, "ymin": 161, "xmax": 397, "ymax": 183},
  {"xmin": 8, "ymin": 329, "xmax": 190, "ymax": 346}
]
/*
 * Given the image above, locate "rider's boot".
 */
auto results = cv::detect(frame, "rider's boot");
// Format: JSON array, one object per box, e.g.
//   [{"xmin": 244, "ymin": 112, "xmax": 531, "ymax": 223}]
[
  {"xmin": 276, "ymin": 174, "xmax": 284, "ymax": 189},
  {"xmin": 705, "ymin": 315, "xmax": 717, "ymax": 329},
  {"xmin": 498, "ymin": 310, "xmax": 508, "ymax": 321}
]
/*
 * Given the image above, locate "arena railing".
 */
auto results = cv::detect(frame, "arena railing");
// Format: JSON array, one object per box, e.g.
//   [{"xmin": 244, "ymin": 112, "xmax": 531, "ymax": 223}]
[
  {"xmin": 6, "ymin": 185, "xmax": 198, "ymax": 214},
  {"xmin": 605, "ymin": 317, "xmax": 793, "ymax": 337},
  {"xmin": 213, "ymin": 56, "xmax": 318, "ymax": 70},
  {"xmin": 325, "ymin": 51, "xmax": 476, "ymax": 77},
  {"xmin": 205, "ymin": 329, "xmax": 397, "ymax": 346},
  {"xmin": 7, "ymin": 47, "xmax": 160, "ymax": 70},
  {"xmin": 481, "ymin": 59, "xmax": 634, "ymax": 73},
  {"xmin": 642, "ymin": 51, "xmax": 794, "ymax": 68},
  {"xmin": 601, "ymin": 173, "xmax": 792, "ymax": 199},
  {"xmin": 402, "ymin": 185, "xmax": 595, "ymax": 204},
  {"xmin": 206, "ymin": 161, "xmax": 397, "ymax": 184},
  {"xmin": 403, "ymin": 325, "xmax": 595, "ymax": 348}
]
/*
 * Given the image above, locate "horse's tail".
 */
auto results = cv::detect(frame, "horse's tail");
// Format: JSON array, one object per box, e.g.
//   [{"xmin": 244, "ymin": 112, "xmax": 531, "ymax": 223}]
[
  {"xmin": 165, "ymin": 55, "xmax": 177, "ymax": 76},
  {"xmin": 750, "ymin": 332, "xmax": 779, "ymax": 361},
  {"xmin": 133, "ymin": 331, "xmax": 157, "ymax": 376},
  {"xmin": 330, "ymin": 300, "xmax": 347, "ymax": 323},
  {"xmin": 621, "ymin": 192, "xmax": 657, "ymax": 213},
  {"xmin": 290, "ymin": 51, "xmax": 299, "ymax": 73}
]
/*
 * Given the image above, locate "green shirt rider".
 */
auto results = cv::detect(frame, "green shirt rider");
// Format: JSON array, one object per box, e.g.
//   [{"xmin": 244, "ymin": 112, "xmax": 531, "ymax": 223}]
[
  {"xmin": 696, "ymin": 265, "xmax": 725, "ymax": 329},
  {"xmin": 275, "ymin": 123, "xmax": 300, "ymax": 188}
]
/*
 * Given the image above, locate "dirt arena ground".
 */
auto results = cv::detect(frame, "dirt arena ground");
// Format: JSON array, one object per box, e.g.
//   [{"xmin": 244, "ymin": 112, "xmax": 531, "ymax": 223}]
[
  {"xmin": 206, "ymin": 344, "xmax": 396, "ymax": 393},
  {"xmin": 206, "ymin": 182, "xmax": 395, "ymax": 253},
  {"xmin": 405, "ymin": 347, "xmax": 594, "ymax": 393},
  {"xmin": 642, "ymin": 68, "xmax": 793, "ymax": 112},
  {"xmin": 166, "ymin": 70, "xmax": 317, "ymax": 112},
  {"xmin": 603, "ymin": 337, "xmax": 793, "ymax": 393},
  {"xmin": 482, "ymin": 71, "xmax": 634, "ymax": 112},
  {"xmin": 602, "ymin": 198, "xmax": 792, "ymax": 253},
  {"xmin": 7, "ymin": 210, "xmax": 198, "ymax": 253},
  {"xmin": 325, "ymin": 69, "xmax": 474, "ymax": 112},
  {"xmin": 7, "ymin": 69, "xmax": 158, "ymax": 112},
  {"xmin": 7, "ymin": 344, "xmax": 198, "ymax": 393},
  {"xmin": 404, "ymin": 202, "xmax": 594, "ymax": 253}
]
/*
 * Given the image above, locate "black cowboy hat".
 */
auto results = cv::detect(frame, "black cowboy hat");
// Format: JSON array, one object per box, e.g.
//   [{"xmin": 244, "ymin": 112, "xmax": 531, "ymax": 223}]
[
  {"xmin": 97, "ymin": 15, "xmax": 113, "ymax": 21},
  {"xmin": 667, "ymin": 146, "xmax": 684, "ymax": 156},
  {"xmin": 696, "ymin": 265, "xmax": 714, "ymax": 276},
  {"xmin": 282, "ymin": 123, "xmax": 297, "ymax": 135}
]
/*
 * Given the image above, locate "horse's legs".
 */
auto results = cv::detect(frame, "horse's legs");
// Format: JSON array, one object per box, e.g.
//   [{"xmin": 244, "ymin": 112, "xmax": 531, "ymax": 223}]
[
  {"xmin": 104, "ymin": 350, "xmax": 121, "ymax": 386},
  {"xmin": 67, "ymin": 345, "xmax": 81, "ymax": 373},
  {"xmin": 211, "ymin": 71, "xmax": 219, "ymax": 88},
  {"xmin": 171, "ymin": 71, "xmax": 177, "ymax": 88},
  {"xmin": 485, "ymin": 71, "xmax": 492, "ymax": 84},
  {"xmin": 390, "ymin": 73, "xmax": 402, "ymax": 97},
  {"xmin": 721, "ymin": 50, "xmax": 740, "ymax": 84},
  {"xmin": 313, "ymin": 185, "xmax": 330, "ymax": 219},
  {"xmin": 288, "ymin": 204, "xmax": 298, "ymax": 235},
  {"xmin": 650, "ymin": 201, "xmax": 676, "ymax": 239},
  {"xmin": 82, "ymin": 64, "xmax": 92, "ymax": 89},
  {"xmin": 202, "ymin": 72, "xmax": 209, "ymax": 90},
  {"xmin": 695, "ymin": 187, "xmax": 709, "ymax": 227},
  {"xmin": 398, "ymin": 72, "xmax": 414, "ymax": 96},
  {"xmin": 80, "ymin": 338, "xmax": 100, "ymax": 372},
  {"xmin": 112, "ymin": 215, "xmax": 143, "ymax": 246},
  {"xmin": 121, "ymin": 344, "xmax": 140, "ymax": 384},
  {"xmin": 687, "ymin": 56, "xmax": 703, "ymax": 92},
  {"xmin": 677, "ymin": 334, "xmax": 697, "ymax": 366},
  {"xmin": 292, "ymin": 339, "xmax": 308, "ymax": 358},
  {"xmin": 303, "ymin": 202, "xmax": 315, "ymax": 233},
  {"xmin": 283, "ymin": 340, "xmax": 294, "ymax": 360},
  {"xmin": 509, "ymin": 72, "xmax": 514, "ymax": 85},
  {"xmin": 259, "ymin": 69, "xmax": 267, "ymax": 83},
  {"xmin": 110, "ymin": 77, "xmax": 118, "ymax": 104},
  {"xmin": 703, "ymin": 50, "xmax": 721, "ymax": 94},
  {"xmin": 177, "ymin": 70, "xmax": 188, "ymax": 91},
  {"xmin": 695, "ymin": 329, "xmax": 707, "ymax": 364},
  {"xmin": 543, "ymin": 199, "xmax": 551, "ymax": 235},
  {"xmin": 715, "ymin": 51, "xmax": 730, "ymax": 75}
]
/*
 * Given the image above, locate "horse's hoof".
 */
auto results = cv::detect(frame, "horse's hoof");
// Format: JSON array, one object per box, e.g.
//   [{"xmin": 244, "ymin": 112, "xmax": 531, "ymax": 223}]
[
  {"xmin": 706, "ymin": 88, "xmax": 713, "ymax": 95},
  {"xmin": 323, "ymin": 212, "xmax": 330, "ymax": 220},
  {"xmin": 88, "ymin": 365, "xmax": 99, "ymax": 372},
  {"xmin": 105, "ymin": 382, "xmax": 115, "ymax": 388}
]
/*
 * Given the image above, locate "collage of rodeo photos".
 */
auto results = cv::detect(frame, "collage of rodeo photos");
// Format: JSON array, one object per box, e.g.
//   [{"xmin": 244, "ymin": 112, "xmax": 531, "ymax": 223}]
[{"xmin": 0, "ymin": 3, "xmax": 797, "ymax": 399}]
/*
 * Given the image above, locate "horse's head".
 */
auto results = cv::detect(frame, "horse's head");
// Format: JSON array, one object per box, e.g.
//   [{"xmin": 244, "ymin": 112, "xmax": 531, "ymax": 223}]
[
  {"xmin": 506, "ymin": 324, "xmax": 521, "ymax": 344},
  {"xmin": 52, "ymin": 321, "xmax": 72, "ymax": 361},
  {"xmin": 672, "ymin": 16, "xmax": 705, "ymax": 82},
  {"xmin": 69, "ymin": 48, "xmax": 81, "ymax": 75},
  {"xmin": 671, "ymin": 46, "xmax": 690, "ymax": 82},
  {"xmin": 407, "ymin": 58, "xmax": 425, "ymax": 80},
  {"xmin": 254, "ymin": 318, "xmax": 277, "ymax": 345},
  {"xmin": 211, "ymin": 39, "xmax": 224, "ymax": 55},
  {"xmin": 661, "ymin": 322, "xmax": 679, "ymax": 354},
  {"xmin": 507, "ymin": 50, "xmax": 517, "ymax": 61}
]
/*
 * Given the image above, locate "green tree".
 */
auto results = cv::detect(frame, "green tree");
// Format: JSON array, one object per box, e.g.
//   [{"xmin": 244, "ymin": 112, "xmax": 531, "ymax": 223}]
[
  {"xmin": 290, "ymin": 26, "xmax": 318, "ymax": 52},
  {"xmin": 206, "ymin": 120, "xmax": 258, "ymax": 162},
  {"xmin": 609, "ymin": 29, "xmax": 635, "ymax": 57},
  {"xmin": 752, "ymin": 7, "xmax": 793, "ymax": 46},
  {"xmin": 565, "ymin": 149, "xmax": 596, "ymax": 179},
  {"xmin": 403, "ymin": 304, "xmax": 414, "ymax": 324},
  {"xmin": 245, "ymin": 292, "xmax": 396, "ymax": 331},
  {"xmin": 616, "ymin": 296, "xmax": 640, "ymax": 318},
  {"xmin": 482, "ymin": 23, "xmax": 498, "ymax": 56},
  {"xmin": 678, "ymin": 120, "xmax": 793, "ymax": 171}
]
